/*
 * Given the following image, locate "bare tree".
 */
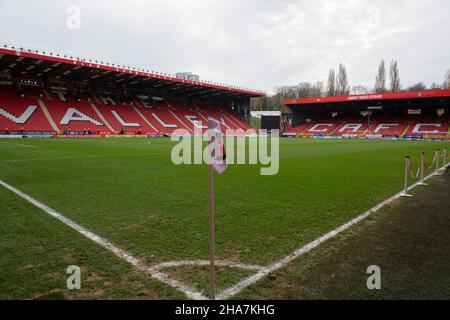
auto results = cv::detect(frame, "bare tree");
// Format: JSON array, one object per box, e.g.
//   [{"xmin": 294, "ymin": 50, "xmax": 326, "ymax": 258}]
[
  {"xmin": 407, "ymin": 82, "xmax": 427, "ymax": 92},
  {"xmin": 351, "ymin": 85, "xmax": 369, "ymax": 95},
  {"xmin": 326, "ymin": 69, "xmax": 336, "ymax": 96},
  {"xmin": 375, "ymin": 59, "xmax": 386, "ymax": 93},
  {"xmin": 389, "ymin": 59, "xmax": 401, "ymax": 92},
  {"xmin": 430, "ymin": 82, "xmax": 442, "ymax": 90},
  {"xmin": 312, "ymin": 81, "xmax": 324, "ymax": 97},
  {"xmin": 335, "ymin": 63, "xmax": 350, "ymax": 95}
]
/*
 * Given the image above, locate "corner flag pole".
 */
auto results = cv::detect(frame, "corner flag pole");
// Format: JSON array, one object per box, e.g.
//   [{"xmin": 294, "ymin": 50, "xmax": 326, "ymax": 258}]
[
  {"xmin": 207, "ymin": 117, "xmax": 228, "ymax": 301},
  {"xmin": 208, "ymin": 160, "xmax": 216, "ymax": 301}
]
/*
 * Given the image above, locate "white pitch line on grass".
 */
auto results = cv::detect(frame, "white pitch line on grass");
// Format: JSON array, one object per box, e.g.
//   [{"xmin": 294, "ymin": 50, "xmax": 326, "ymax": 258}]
[
  {"xmin": 216, "ymin": 163, "xmax": 450, "ymax": 300},
  {"xmin": 0, "ymin": 179, "xmax": 207, "ymax": 300},
  {"xmin": 0, "ymin": 141, "xmax": 36, "ymax": 148},
  {"xmin": 0, "ymin": 153, "xmax": 167, "ymax": 163},
  {"xmin": 152, "ymin": 260, "xmax": 264, "ymax": 272}
]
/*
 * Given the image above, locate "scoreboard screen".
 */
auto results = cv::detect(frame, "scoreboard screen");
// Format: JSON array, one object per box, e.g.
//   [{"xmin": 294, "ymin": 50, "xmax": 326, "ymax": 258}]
[{"xmin": 261, "ymin": 116, "xmax": 280, "ymax": 130}]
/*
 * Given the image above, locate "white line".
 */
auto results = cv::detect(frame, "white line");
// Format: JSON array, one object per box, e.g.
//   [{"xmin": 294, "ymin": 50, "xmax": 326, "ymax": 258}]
[
  {"xmin": 0, "ymin": 141, "xmax": 36, "ymax": 148},
  {"xmin": 0, "ymin": 153, "xmax": 166, "ymax": 163},
  {"xmin": 0, "ymin": 179, "xmax": 207, "ymax": 300},
  {"xmin": 152, "ymin": 260, "xmax": 264, "ymax": 272},
  {"xmin": 217, "ymin": 163, "xmax": 450, "ymax": 300}
]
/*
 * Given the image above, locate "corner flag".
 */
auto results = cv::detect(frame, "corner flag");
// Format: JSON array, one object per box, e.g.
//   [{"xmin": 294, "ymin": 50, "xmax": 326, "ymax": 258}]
[{"xmin": 208, "ymin": 118, "xmax": 228, "ymax": 174}]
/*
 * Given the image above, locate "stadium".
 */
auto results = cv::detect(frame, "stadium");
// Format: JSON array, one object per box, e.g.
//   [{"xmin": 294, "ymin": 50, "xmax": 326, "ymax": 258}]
[
  {"xmin": 284, "ymin": 90, "xmax": 450, "ymax": 140},
  {"xmin": 1, "ymin": 3, "xmax": 450, "ymax": 307},
  {"xmin": 0, "ymin": 44, "xmax": 261, "ymax": 137}
]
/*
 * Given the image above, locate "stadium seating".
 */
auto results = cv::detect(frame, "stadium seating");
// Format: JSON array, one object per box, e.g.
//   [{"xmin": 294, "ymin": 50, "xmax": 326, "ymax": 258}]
[
  {"xmin": 2, "ymin": 83, "xmax": 447, "ymax": 139},
  {"xmin": 196, "ymin": 104, "xmax": 248, "ymax": 131},
  {"xmin": 364, "ymin": 123, "xmax": 408, "ymax": 137},
  {"xmin": 0, "ymin": 86, "xmax": 54, "ymax": 132},
  {"xmin": 166, "ymin": 100, "xmax": 208, "ymax": 134},
  {"xmin": 287, "ymin": 116, "xmax": 449, "ymax": 139},
  {"xmin": 44, "ymin": 97, "xmax": 112, "ymax": 134},
  {"xmin": 298, "ymin": 122, "xmax": 341, "ymax": 136},
  {"xmin": 136, "ymin": 104, "xmax": 190, "ymax": 135},
  {"xmin": 0, "ymin": 83, "xmax": 256, "ymax": 135},
  {"xmin": 335, "ymin": 123, "xmax": 369, "ymax": 136},
  {"xmin": 95, "ymin": 101, "xmax": 158, "ymax": 134},
  {"xmin": 404, "ymin": 122, "xmax": 450, "ymax": 137},
  {"xmin": 284, "ymin": 123, "xmax": 315, "ymax": 135},
  {"xmin": 224, "ymin": 107, "xmax": 253, "ymax": 131}
]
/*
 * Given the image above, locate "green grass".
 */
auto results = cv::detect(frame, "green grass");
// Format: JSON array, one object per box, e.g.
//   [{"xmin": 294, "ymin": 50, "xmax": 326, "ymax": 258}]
[
  {"xmin": 165, "ymin": 265, "xmax": 255, "ymax": 296},
  {"xmin": 233, "ymin": 169, "xmax": 450, "ymax": 299},
  {"xmin": 249, "ymin": 117, "xmax": 261, "ymax": 129},
  {"xmin": 0, "ymin": 137, "xmax": 448, "ymax": 299}
]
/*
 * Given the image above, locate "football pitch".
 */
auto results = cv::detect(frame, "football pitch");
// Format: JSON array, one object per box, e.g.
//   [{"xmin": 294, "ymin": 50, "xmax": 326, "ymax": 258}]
[{"xmin": 0, "ymin": 137, "xmax": 448, "ymax": 299}]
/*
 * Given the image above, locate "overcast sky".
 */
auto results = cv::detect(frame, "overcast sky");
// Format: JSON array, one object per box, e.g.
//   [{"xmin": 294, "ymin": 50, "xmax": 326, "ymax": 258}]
[{"xmin": 0, "ymin": 0, "xmax": 449, "ymax": 94}]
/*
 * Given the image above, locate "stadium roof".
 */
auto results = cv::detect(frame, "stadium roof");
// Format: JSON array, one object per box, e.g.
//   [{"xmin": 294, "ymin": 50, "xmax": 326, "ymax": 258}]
[
  {"xmin": 0, "ymin": 44, "xmax": 265, "ymax": 100},
  {"xmin": 285, "ymin": 90, "xmax": 450, "ymax": 109}
]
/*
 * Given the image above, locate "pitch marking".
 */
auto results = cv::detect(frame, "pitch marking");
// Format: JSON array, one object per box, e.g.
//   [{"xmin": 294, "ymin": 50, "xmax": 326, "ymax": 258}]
[
  {"xmin": 0, "ymin": 141, "xmax": 36, "ymax": 148},
  {"xmin": 216, "ymin": 163, "xmax": 450, "ymax": 300},
  {"xmin": 152, "ymin": 260, "xmax": 264, "ymax": 272},
  {"xmin": 0, "ymin": 179, "xmax": 207, "ymax": 300},
  {"xmin": 0, "ymin": 153, "xmax": 167, "ymax": 163},
  {"xmin": 1, "ymin": 163, "xmax": 448, "ymax": 300}
]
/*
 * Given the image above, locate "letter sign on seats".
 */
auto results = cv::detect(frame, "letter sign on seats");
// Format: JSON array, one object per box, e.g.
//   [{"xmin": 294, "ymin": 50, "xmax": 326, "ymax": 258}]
[
  {"xmin": 60, "ymin": 108, "xmax": 103, "ymax": 126},
  {"xmin": 111, "ymin": 110, "xmax": 140, "ymax": 127},
  {"xmin": 185, "ymin": 115, "xmax": 207, "ymax": 129},
  {"xmin": 152, "ymin": 113, "xmax": 178, "ymax": 128},
  {"xmin": 339, "ymin": 123, "xmax": 362, "ymax": 133},
  {"xmin": 0, "ymin": 105, "xmax": 37, "ymax": 124},
  {"xmin": 308, "ymin": 124, "xmax": 333, "ymax": 133},
  {"xmin": 412, "ymin": 123, "xmax": 441, "ymax": 134},
  {"xmin": 374, "ymin": 123, "xmax": 398, "ymax": 133}
]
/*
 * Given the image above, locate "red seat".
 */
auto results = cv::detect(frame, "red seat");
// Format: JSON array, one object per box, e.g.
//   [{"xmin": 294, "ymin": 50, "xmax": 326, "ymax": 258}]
[
  {"xmin": 96, "ymin": 102, "xmax": 158, "ymax": 134},
  {"xmin": 45, "ymin": 99, "xmax": 111, "ymax": 134},
  {"xmin": 0, "ymin": 86, "xmax": 53, "ymax": 132}
]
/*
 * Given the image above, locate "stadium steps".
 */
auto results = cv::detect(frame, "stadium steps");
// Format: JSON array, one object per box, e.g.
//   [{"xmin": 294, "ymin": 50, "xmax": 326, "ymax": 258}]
[
  {"xmin": 328, "ymin": 125, "xmax": 340, "ymax": 136},
  {"xmin": 299, "ymin": 124, "xmax": 313, "ymax": 134},
  {"xmin": 227, "ymin": 112, "xmax": 252, "ymax": 130},
  {"xmin": 167, "ymin": 109, "xmax": 194, "ymax": 133},
  {"xmin": 220, "ymin": 113, "xmax": 242, "ymax": 130},
  {"xmin": 360, "ymin": 125, "xmax": 371, "ymax": 137},
  {"xmin": 37, "ymin": 98, "xmax": 60, "ymax": 133},
  {"xmin": 195, "ymin": 109, "xmax": 209, "ymax": 122},
  {"xmin": 90, "ymin": 103, "xmax": 115, "ymax": 133},
  {"xmin": 208, "ymin": 109, "xmax": 242, "ymax": 130},
  {"xmin": 133, "ymin": 106, "xmax": 159, "ymax": 133},
  {"xmin": 401, "ymin": 124, "xmax": 411, "ymax": 137}
]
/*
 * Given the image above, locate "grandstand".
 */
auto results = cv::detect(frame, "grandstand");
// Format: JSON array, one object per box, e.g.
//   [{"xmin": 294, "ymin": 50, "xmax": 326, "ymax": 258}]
[
  {"xmin": 0, "ymin": 44, "xmax": 264, "ymax": 136},
  {"xmin": 284, "ymin": 90, "xmax": 450, "ymax": 140}
]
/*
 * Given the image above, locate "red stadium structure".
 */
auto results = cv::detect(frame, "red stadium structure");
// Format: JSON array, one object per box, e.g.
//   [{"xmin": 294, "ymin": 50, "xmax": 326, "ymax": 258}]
[
  {"xmin": 284, "ymin": 90, "xmax": 450, "ymax": 140},
  {"xmin": 0, "ymin": 44, "xmax": 264, "ymax": 137}
]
